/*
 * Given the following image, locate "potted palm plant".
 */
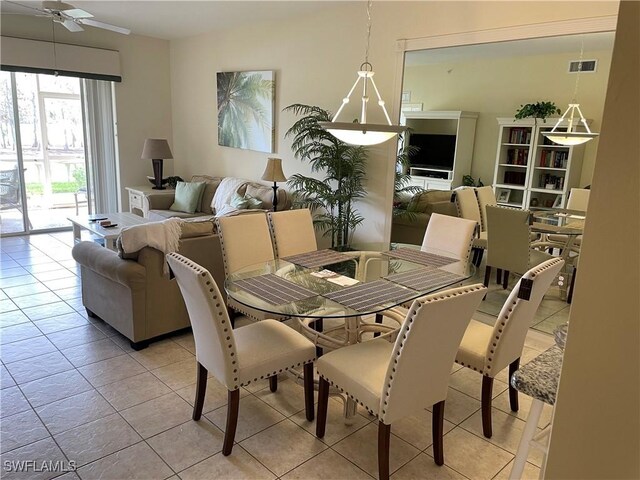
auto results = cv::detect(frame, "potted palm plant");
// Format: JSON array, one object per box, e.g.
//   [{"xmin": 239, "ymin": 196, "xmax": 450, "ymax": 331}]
[{"xmin": 284, "ymin": 104, "xmax": 367, "ymax": 247}]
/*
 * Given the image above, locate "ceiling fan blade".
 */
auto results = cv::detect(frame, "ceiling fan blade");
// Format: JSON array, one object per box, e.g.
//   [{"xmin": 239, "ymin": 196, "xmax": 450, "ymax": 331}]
[
  {"xmin": 3, "ymin": 1, "xmax": 48, "ymax": 15},
  {"xmin": 62, "ymin": 18, "xmax": 84, "ymax": 32},
  {"xmin": 62, "ymin": 8, "xmax": 92, "ymax": 19},
  {"xmin": 78, "ymin": 18, "xmax": 130, "ymax": 35}
]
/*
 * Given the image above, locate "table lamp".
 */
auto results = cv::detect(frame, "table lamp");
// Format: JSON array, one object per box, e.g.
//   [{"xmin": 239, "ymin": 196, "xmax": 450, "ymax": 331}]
[
  {"xmin": 141, "ymin": 138, "xmax": 173, "ymax": 190},
  {"xmin": 261, "ymin": 157, "xmax": 287, "ymax": 211}
]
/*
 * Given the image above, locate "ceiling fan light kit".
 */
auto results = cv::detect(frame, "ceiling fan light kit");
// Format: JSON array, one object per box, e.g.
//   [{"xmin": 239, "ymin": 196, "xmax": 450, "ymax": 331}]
[{"xmin": 320, "ymin": 0, "xmax": 404, "ymax": 146}]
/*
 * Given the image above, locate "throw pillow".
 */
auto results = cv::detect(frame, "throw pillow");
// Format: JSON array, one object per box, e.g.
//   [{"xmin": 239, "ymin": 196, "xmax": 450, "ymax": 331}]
[
  {"xmin": 229, "ymin": 192, "xmax": 264, "ymax": 210},
  {"xmin": 170, "ymin": 182, "xmax": 206, "ymax": 214},
  {"xmin": 191, "ymin": 175, "xmax": 222, "ymax": 214}
]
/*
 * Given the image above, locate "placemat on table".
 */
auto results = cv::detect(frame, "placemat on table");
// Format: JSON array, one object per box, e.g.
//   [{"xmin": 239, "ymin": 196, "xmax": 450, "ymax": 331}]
[
  {"xmin": 323, "ymin": 279, "xmax": 414, "ymax": 313},
  {"xmin": 385, "ymin": 267, "xmax": 464, "ymax": 292},
  {"xmin": 282, "ymin": 249, "xmax": 351, "ymax": 269},
  {"xmin": 234, "ymin": 274, "xmax": 316, "ymax": 305},
  {"xmin": 382, "ymin": 248, "xmax": 458, "ymax": 267}
]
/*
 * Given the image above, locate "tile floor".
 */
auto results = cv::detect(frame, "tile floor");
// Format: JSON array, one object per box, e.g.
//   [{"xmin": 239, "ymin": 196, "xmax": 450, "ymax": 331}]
[{"xmin": 0, "ymin": 232, "xmax": 563, "ymax": 479}]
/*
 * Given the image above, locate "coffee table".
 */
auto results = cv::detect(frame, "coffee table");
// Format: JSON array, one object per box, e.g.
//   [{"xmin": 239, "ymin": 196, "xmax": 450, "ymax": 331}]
[{"xmin": 68, "ymin": 212, "xmax": 151, "ymax": 250}]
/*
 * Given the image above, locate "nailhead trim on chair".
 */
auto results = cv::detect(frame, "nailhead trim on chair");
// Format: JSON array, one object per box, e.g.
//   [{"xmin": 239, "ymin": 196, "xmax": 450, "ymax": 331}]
[{"xmin": 319, "ymin": 374, "xmax": 378, "ymax": 417}]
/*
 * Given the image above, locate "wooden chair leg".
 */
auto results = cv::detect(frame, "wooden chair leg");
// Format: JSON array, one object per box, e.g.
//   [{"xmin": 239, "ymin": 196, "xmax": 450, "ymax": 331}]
[
  {"xmin": 496, "ymin": 268, "xmax": 502, "ymax": 284},
  {"xmin": 313, "ymin": 318, "xmax": 324, "ymax": 358},
  {"xmin": 432, "ymin": 400, "xmax": 445, "ymax": 466},
  {"xmin": 316, "ymin": 377, "xmax": 330, "ymax": 437},
  {"xmin": 373, "ymin": 313, "xmax": 383, "ymax": 338},
  {"xmin": 483, "ymin": 266, "xmax": 492, "ymax": 288},
  {"xmin": 509, "ymin": 358, "xmax": 520, "ymax": 412},
  {"xmin": 378, "ymin": 421, "xmax": 391, "ymax": 480},
  {"xmin": 222, "ymin": 389, "xmax": 240, "ymax": 456},
  {"xmin": 192, "ymin": 362, "xmax": 208, "ymax": 421},
  {"xmin": 475, "ymin": 249, "xmax": 484, "ymax": 267},
  {"xmin": 481, "ymin": 376, "xmax": 494, "ymax": 438},
  {"xmin": 269, "ymin": 375, "xmax": 278, "ymax": 392},
  {"xmin": 502, "ymin": 270, "xmax": 510, "ymax": 289},
  {"xmin": 567, "ymin": 265, "xmax": 577, "ymax": 304},
  {"xmin": 303, "ymin": 362, "xmax": 314, "ymax": 421}
]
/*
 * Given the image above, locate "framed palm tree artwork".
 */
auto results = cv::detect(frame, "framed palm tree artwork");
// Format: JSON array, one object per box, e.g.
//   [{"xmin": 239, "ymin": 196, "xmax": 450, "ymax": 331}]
[{"xmin": 217, "ymin": 70, "xmax": 275, "ymax": 153}]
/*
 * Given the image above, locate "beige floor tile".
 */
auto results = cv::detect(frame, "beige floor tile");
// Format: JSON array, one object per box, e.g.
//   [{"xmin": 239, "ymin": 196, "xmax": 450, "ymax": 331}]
[
  {"xmin": 104, "ymin": 332, "xmax": 137, "ymax": 353},
  {"xmin": 0, "ymin": 274, "xmax": 38, "ymax": 289},
  {"xmin": 12, "ymin": 292, "xmax": 60, "ymax": 309},
  {"xmin": 290, "ymin": 396, "xmax": 370, "ymax": 446},
  {"xmin": 35, "ymin": 389, "xmax": 115, "ymax": 435},
  {"xmin": 77, "ymin": 441, "xmax": 173, "ymax": 480},
  {"xmin": 179, "ymin": 445, "xmax": 275, "ymax": 480},
  {"xmin": 332, "ymin": 423, "xmax": 420, "ymax": 478},
  {"xmin": 5, "ymin": 351, "xmax": 74, "ymax": 384},
  {"xmin": 0, "ymin": 323, "xmax": 42, "ymax": 345},
  {"xmin": 242, "ymin": 378, "xmax": 270, "ymax": 393},
  {"xmin": 78, "ymin": 354, "xmax": 146, "ymax": 388},
  {"xmin": 45, "ymin": 325, "xmax": 105, "ymax": 350},
  {"xmin": 240, "ymin": 418, "xmax": 328, "ymax": 477},
  {"xmin": 441, "ymin": 427, "xmax": 513, "ymax": 479},
  {"xmin": 22, "ymin": 301, "xmax": 75, "ymax": 321},
  {"xmin": 150, "ymin": 358, "xmax": 198, "ymax": 390},
  {"xmin": 42, "ymin": 276, "xmax": 80, "ymax": 291},
  {"xmin": 172, "ymin": 331, "xmax": 196, "ymax": 354},
  {"xmin": 175, "ymin": 376, "xmax": 249, "ymax": 414},
  {"xmin": 0, "ymin": 409, "xmax": 50, "ymax": 453},
  {"xmin": 32, "ymin": 269, "xmax": 76, "ymax": 282},
  {"xmin": 207, "ymin": 395, "xmax": 286, "ymax": 442},
  {"xmin": 282, "ymin": 448, "xmax": 373, "ymax": 480},
  {"xmin": 61, "ymin": 338, "xmax": 126, "ymax": 368},
  {"xmin": 255, "ymin": 376, "xmax": 309, "ymax": 417},
  {"xmin": 493, "ymin": 459, "xmax": 541, "ymax": 480},
  {"xmin": 0, "ymin": 309, "xmax": 30, "ymax": 328},
  {"xmin": 0, "ymin": 298, "xmax": 18, "ymax": 313},
  {"xmin": 449, "ymin": 367, "xmax": 508, "ymax": 401},
  {"xmin": 391, "ymin": 452, "xmax": 468, "ymax": 480},
  {"xmin": 492, "ymin": 389, "xmax": 554, "ymax": 429},
  {"xmin": 120, "ymin": 392, "xmax": 193, "ymax": 438},
  {"xmin": 97, "ymin": 371, "xmax": 172, "ymax": 411},
  {"xmin": 0, "ymin": 335, "xmax": 57, "ymax": 363},
  {"xmin": 0, "ymin": 386, "xmax": 31, "ymax": 418},
  {"xmin": 33, "ymin": 312, "xmax": 89, "ymax": 335},
  {"xmin": 147, "ymin": 418, "xmax": 224, "ymax": 472},
  {"xmin": 2, "ymin": 282, "xmax": 49, "ymax": 298},
  {"xmin": 391, "ymin": 408, "xmax": 456, "ymax": 451},
  {"xmin": 54, "ymin": 413, "xmax": 142, "ymax": 466},
  {"xmin": 437, "ymin": 388, "xmax": 481, "ymax": 425},
  {"xmin": 1, "ymin": 364, "xmax": 16, "ymax": 389},
  {"xmin": 0, "ymin": 437, "xmax": 69, "ymax": 480},
  {"xmin": 53, "ymin": 287, "xmax": 82, "ymax": 301},
  {"xmin": 524, "ymin": 329, "xmax": 555, "ymax": 352},
  {"xmin": 129, "ymin": 339, "xmax": 194, "ymax": 370},
  {"xmin": 460, "ymin": 409, "xmax": 544, "ymax": 467},
  {"xmin": 20, "ymin": 369, "xmax": 93, "ymax": 408}
]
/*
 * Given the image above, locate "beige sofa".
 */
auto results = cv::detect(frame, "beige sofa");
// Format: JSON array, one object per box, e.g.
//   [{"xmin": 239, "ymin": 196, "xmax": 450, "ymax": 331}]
[
  {"xmin": 144, "ymin": 175, "xmax": 291, "ymax": 221},
  {"xmin": 391, "ymin": 190, "xmax": 457, "ymax": 245},
  {"xmin": 71, "ymin": 221, "xmax": 225, "ymax": 350}
]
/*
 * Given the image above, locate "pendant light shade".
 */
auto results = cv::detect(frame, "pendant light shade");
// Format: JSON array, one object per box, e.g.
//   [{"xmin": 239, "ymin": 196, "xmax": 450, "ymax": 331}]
[{"xmin": 320, "ymin": 2, "xmax": 405, "ymax": 146}]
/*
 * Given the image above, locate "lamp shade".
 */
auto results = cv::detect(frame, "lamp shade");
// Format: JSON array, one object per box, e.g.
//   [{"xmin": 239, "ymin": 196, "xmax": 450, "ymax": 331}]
[
  {"xmin": 141, "ymin": 139, "xmax": 173, "ymax": 159},
  {"xmin": 261, "ymin": 157, "xmax": 287, "ymax": 182}
]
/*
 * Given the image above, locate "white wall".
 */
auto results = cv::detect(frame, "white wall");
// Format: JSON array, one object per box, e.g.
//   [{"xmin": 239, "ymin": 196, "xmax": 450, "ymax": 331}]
[
  {"xmin": 1, "ymin": 15, "xmax": 173, "ymax": 210},
  {"xmin": 169, "ymin": 1, "xmax": 618, "ymax": 244},
  {"xmin": 403, "ymin": 47, "xmax": 612, "ymax": 187}
]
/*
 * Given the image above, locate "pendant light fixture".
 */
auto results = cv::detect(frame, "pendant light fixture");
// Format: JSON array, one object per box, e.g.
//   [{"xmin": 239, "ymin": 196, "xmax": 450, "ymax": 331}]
[
  {"xmin": 319, "ymin": 0, "xmax": 405, "ymax": 146},
  {"xmin": 542, "ymin": 36, "xmax": 599, "ymax": 146}
]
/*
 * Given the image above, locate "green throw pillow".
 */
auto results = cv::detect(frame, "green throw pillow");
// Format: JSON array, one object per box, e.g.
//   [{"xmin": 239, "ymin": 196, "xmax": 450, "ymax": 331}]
[
  {"xmin": 230, "ymin": 192, "xmax": 264, "ymax": 210},
  {"xmin": 170, "ymin": 181, "xmax": 206, "ymax": 214}
]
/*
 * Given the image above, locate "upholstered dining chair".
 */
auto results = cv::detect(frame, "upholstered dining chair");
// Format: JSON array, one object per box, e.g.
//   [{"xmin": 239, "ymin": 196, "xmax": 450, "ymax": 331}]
[
  {"xmin": 421, "ymin": 212, "xmax": 477, "ymax": 268},
  {"xmin": 316, "ymin": 284, "xmax": 487, "ymax": 480},
  {"xmin": 547, "ymin": 187, "xmax": 590, "ymax": 252},
  {"xmin": 454, "ymin": 188, "xmax": 486, "ymax": 267},
  {"xmin": 455, "ymin": 257, "xmax": 564, "ymax": 438},
  {"xmin": 484, "ymin": 205, "xmax": 554, "ymax": 289},
  {"xmin": 216, "ymin": 213, "xmax": 280, "ymax": 321},
  {"xmin": 166, "ymin": 253, "xmax": 316, "ymax": 456},
  {"xmin": 268, "ymin": 208, "xmax": 317, "ymax": 258},
  {"xmin": 475, "ymin": 186, "xmax": 498, "ymax": 233}
]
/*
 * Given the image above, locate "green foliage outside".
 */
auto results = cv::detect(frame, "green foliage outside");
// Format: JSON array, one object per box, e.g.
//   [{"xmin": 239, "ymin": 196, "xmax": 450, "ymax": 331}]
[
  {"xmin": 284, "ymin": 104, "xmax": 367, "ymax": 248},
  {"xmin": 26, "ymin": 182, "xmax": 81, "ymax": 195},
  {"xmin": 393, "ymin": 135, "xmax": 424, "ymax": 218}
]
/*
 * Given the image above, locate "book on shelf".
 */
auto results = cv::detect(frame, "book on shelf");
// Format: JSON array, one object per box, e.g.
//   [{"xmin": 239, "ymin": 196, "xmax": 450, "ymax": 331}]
[
  {"xmin": 507, "ymin": 148, "xmax": 529, "ymax": 165},
  {"xmin": 508, "ymin": 127, "xmax": 532, "ymax": 144},
  {"xmin": 504, "ymin": 171, "xmax": 526, "ymax": 185},
  {"xmin": 538, "ymin": 173, "xmax": 565, "ymax": 190},
  {"xmin": 539, "ymin": 150, "xmax": 569, "ymax": 168}
]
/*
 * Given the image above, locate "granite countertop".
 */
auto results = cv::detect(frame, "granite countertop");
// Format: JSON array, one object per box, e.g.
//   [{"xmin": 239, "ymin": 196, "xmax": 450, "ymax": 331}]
[{"xmin": 511, "ymin": 345, "xmax": 564, "ymax": 405}]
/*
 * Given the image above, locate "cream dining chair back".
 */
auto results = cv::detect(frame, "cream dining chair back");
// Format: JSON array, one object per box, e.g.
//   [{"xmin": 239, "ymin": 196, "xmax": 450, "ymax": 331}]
[
  {"xmin": 166, "ymin": 253, "xmax": 316, "ymax": 456},
  {"xmin": 475, "ymin": 186, "xmax": 497, "ymax": 232},
  {"xmin": 315, "ymin": 284, "xmax": 487, "ymax": 480},
  {"xmin": 268, "ymin": 208, "xmax": 317, "ymax": 258},
  {"xmin": 566, "ymin": 188, "xmax": 590, "ymax": 211},
  {"xmin": 455, "ymin": 257, "xmax": 564, "ymax": 438},
  {"xmin": 455, "ymin": 187, "xmax": 487, "ymax": 266},
  {"xmin": 216, "ymin": 213, "xmax": 279, "ymax": 321},
  {"xmin": 421, "ymin": 213, "xmax": 477, "ymax": 268},
  {"xmin": 485, "ymin": 205, "xmax": 553, "ymax": 289}
]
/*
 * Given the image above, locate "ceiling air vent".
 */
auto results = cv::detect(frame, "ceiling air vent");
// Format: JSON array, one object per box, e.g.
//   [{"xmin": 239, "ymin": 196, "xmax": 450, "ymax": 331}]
[{"xmin": 568, "ymin": 60, "xmax": 597, "ymax": 73}]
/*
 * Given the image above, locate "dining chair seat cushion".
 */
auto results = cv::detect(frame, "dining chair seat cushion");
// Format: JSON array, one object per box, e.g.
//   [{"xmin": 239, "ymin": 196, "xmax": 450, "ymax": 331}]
[
  {"xmin": 316, "ymin": 338, "xmax": 393, "ymax": 415},
  {"xmin": 530, "ymin": 249, "xmax": 555, "ymax": 269},
  {"xmin": 234, "ymin": 319, "xmax": 315, "ymax": 386},
  {"xmin": 455, "ymin": 319, "xmax": 492, "ymax": 373}
]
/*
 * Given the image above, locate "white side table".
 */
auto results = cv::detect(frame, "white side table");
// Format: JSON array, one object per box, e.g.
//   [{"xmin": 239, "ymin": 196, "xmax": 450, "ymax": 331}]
[{"xmin": 125, "ymin": 185, "xmax": 174, "ymax": 217}]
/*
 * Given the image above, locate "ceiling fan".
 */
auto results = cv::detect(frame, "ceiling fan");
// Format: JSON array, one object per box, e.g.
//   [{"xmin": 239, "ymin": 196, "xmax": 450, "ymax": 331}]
[{"xmin": 7, "ymin": 1, "xmax": 131, "ymax": 35}]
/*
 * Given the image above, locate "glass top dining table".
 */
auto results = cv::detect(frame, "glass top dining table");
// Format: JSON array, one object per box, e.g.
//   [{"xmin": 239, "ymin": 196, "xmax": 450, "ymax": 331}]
[
  {"xmin": 224, "ymin": 243, "xmax": 476, "ymax": 320},
  {"xmin": 530, "ymin": 208, "xmax": 586, "ymax": 236}
]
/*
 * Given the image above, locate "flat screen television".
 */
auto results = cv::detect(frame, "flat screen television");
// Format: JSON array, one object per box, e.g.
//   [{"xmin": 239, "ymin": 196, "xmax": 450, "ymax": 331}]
[{"xmin": 408, "ymin": 133, "xmax": 456, "ymax": 171}]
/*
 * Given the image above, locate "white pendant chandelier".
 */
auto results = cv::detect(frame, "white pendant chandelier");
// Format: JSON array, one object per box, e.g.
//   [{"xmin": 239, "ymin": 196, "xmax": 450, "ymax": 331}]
[
  {"xmin": 542, "ymin": 37, "xmax": 599, "ymax": 146},
  {"xmin": 319, "ymin": 0, "xmax": 405, "ymax": 146}
]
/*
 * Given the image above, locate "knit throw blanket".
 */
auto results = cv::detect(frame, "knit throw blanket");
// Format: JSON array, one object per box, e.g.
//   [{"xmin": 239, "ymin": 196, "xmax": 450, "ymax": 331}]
[{"xmin": 120, "ymin": 217, "xmax": 183, "ymax": 273}]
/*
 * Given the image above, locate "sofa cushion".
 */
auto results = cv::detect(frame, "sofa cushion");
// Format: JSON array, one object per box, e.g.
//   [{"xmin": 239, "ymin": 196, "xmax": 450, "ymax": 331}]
[
  {"xmin": 181, "ymin": 220, "xmax": 215, "ymax": 238},
  {"xmin": 191, "ymin": 175, "xmax": 222, "ymax": 214},
  {"xmin": 148, "ymin": 210, "xmax": 205, "ymax": 222},
  {"xmin": 407, "ymin": 190, "xmax": 453, "ymax": 213},
  {"xmin": 170, "ymin": 181, "xmax": 206, "ymax": 214},
  {"xmin": 245, "ymin": 183, "xmax": 289, "ymax": 210}
]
